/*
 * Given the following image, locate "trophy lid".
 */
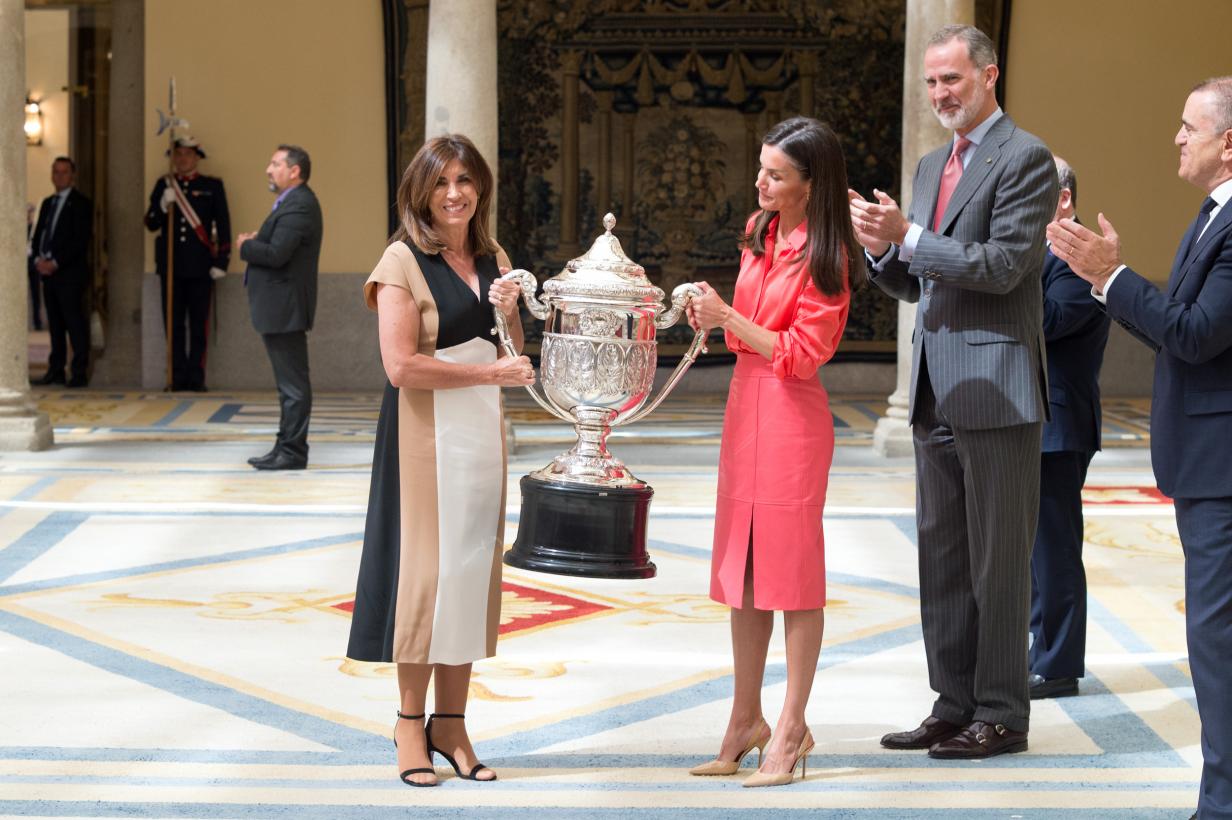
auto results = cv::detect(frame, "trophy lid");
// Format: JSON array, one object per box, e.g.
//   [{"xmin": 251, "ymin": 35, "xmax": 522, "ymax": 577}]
[{"xmin": 548, "ymin": 214, "xmax": 659, "ymax": 299}]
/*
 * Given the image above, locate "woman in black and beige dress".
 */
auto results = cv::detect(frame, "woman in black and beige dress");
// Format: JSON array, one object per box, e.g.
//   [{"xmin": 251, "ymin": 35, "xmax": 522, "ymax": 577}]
[{"xmin": 347, "ymin": 134, "xmax": 532, "ymax": 787}]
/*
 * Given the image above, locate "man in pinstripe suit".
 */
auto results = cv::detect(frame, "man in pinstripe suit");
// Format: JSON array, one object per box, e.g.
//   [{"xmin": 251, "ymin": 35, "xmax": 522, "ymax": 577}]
[{"xmin": 849, "ymin": 24, "xmax": 1057, "ymax": 759}]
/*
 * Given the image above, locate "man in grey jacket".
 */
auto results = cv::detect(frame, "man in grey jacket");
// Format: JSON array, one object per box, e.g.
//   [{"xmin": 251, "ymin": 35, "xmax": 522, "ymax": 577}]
[
  {"xmin": 237, "ymin": 144, "xmax": 323, "ymax": 470},
  {"xmin": 849, "ymin": 24, "xmax": 1057, "ymax": 759}
]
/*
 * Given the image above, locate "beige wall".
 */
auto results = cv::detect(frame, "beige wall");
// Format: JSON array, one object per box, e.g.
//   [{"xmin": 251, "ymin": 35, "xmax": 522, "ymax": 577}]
[
  {"xmin": 24, "ymin": 9, "xmax": 70, "ymax": 212},
  {"xmin": 144, "ymin": 0, "xmax": 387, "ymax": 274},
  {"xmin": 1006, "ymin": 0, "xmax": 1232, "ymax": 281}
]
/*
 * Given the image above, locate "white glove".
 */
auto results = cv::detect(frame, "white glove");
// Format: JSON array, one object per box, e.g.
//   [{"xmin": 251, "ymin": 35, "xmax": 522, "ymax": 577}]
[
  {"xmin": 159, "ymin": 186, "xmax": 176, "ymax": 212},
  {"xmin": 209, "ymin": 266, "xmax": 226, "ymax": 280}
]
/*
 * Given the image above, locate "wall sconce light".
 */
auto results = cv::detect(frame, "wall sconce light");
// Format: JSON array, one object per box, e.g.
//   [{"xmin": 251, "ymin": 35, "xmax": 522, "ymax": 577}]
[{"xmin": 25, "ymin": 97, "xmax": 44, "ymax": 146}]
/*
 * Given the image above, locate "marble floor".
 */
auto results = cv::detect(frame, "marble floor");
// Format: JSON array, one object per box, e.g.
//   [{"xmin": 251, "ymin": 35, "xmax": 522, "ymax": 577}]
[{"xmin": 0, "ymin": 389, "xmax": 1195, "ymax": 818}]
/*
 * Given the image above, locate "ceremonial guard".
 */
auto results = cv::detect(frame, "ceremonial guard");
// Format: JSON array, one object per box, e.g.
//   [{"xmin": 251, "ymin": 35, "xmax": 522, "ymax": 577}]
[{"xmin": 144, "ymin": 135, "xmax": 231, "ymax": 391}]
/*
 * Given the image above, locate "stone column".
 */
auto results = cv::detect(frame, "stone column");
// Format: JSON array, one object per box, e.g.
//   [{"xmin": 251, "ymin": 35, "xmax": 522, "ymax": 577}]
[
  {"xmin": 557, "ymin": 50, "xmax": 582, "ymax": 256},
  {"xmin": 424, "ymin": 0, "xmax": 498, "ymax": 223},
  {"xmin": 92, "ymin": 0, "xmax": 143, "ymax": 388},
  {"xmin": 0, "ymin": 0, "xmax": 52, "ymax": 449},
  {"xmin": 595, "ymin": 91, "xmax": 613, "ymax": 216},
  {"xmin": 872, "ymin": 0, "xmax": 973, "ymax": 457},
  {"xmin": 795, "ymin": 51, "xmax": 817, "ymax": 118}
]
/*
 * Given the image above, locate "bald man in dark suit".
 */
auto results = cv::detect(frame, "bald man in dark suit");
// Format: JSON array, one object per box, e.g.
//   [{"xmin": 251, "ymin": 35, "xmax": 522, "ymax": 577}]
[{"xmin": 1051, "ymin": 75, "xmax": 1232, "ymax": 820}]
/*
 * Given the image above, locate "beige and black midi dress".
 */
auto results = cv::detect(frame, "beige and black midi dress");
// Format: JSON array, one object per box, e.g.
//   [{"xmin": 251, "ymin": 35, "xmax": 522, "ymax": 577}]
[{"xmin": 347, "ymin": 241, "xmax": 510, "ymax": 665}]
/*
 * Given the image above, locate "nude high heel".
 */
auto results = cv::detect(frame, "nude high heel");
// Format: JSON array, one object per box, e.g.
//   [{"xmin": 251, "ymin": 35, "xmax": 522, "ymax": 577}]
[
  {"xmin": 742, "ymin": 729, "xmax": 814, "ymax": 787},
  {"xmin": 689, "ymin": 721, "xmax": 772, "ymax": 776}
]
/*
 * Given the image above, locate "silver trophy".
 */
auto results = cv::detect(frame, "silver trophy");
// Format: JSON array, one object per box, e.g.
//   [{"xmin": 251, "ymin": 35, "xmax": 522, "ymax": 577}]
[{"xmin": 494, "ymin": 213, "xmax": 705, "ymax": 578}]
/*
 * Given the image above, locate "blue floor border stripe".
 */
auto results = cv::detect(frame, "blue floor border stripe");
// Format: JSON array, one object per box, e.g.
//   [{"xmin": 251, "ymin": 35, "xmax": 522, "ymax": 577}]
[
  {"xmin": 0, "ymin": 608, "xmax": 381, "ymax": 755},
  {"xmin": 0, "ymin": 531, "xmax": 362, "ymax": 598},
  {"xmin": 0, "ymin": 512, "xmax": 88, "ymax": 584}
]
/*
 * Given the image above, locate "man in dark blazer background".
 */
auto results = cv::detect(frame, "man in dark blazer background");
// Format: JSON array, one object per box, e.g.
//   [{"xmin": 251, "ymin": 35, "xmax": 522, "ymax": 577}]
[
  {"xmin": 1029, "ymin": 157, "xmax": 1109, "ymax": 700},
  {"xmin": 1050, "ymin": 76, "xmax": 1232, "ymax": 820},
  {"xmin": 237, "ymin": 144, "xmax": 322, "ymax": 471},
  {"xmin": 29, "ymin": 156, "xmax": 93, "ymax": 388},
  {"xmin": 849, "ymin": 24, "xmax": 1058, "ymax": 759}
]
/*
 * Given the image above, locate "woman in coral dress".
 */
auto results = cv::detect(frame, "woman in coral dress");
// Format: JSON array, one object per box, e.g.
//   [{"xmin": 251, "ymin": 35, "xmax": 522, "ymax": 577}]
[{"xmin": 686, "ymin": 117, "xmax": 866, "ymax": 787}]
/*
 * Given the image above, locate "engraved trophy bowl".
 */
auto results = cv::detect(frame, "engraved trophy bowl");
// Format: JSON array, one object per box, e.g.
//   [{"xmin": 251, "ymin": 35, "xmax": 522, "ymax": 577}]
[{"xmin": 493, "ymin": 213, "xmax": 706, "ymax": 578}]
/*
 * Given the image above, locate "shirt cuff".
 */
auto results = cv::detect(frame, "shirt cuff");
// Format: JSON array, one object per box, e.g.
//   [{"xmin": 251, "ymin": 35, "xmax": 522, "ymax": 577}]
[
  {"xmin": 866, "ymin": 246, "xmax": 894, "ymax": 271},
  {"xmin": 1091, "ymin": 264, "xmax": 1127, "ymax": 304},
  {"xmin": 898, "ymin": 223, "xmax": 924, "ymax": 262}
]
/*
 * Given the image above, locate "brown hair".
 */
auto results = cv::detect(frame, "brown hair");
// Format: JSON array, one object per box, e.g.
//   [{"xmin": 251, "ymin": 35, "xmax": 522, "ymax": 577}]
[
  {"xmin": 391, "ymin": 133, "xmax": 498, "ymax": 256},
  {"xmin": 741, "ymin": 117, "xmax": 867, "ymax": 296}
]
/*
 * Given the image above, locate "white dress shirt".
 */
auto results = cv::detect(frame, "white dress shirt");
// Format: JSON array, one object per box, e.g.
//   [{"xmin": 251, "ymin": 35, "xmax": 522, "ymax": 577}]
[{"xmin": 1095, "ymin": 176, "xmax": 1232, "ymax": 302}]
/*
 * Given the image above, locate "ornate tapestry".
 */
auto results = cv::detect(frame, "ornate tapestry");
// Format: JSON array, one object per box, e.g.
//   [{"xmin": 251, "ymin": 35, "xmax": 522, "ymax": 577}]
[{"xmin": 494, "ymin": 0, "xmax": 905, "ymax": 358}]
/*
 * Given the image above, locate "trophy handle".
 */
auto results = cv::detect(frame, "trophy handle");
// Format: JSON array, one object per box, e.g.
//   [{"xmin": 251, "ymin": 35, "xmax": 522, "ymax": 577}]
[
  {"xmin": 502, "ymin": 269, "xmax": 549, "ymax": 320},
  {"xmin": 654, "ymin": 282, "xmax": 703, "ymax": 329},
  {"xmin": 620, "ymin": 283, "xmax": 708, "ymax": 427},
  {"xmin": 493, "ymin": 270, "xmax": 573, "ymax": 422}
]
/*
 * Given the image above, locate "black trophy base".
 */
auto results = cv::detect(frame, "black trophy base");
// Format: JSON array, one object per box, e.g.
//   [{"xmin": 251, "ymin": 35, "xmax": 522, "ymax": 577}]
[{"xmin": 505, "ymin": 475, "xmax": 656, "ymax": 579}]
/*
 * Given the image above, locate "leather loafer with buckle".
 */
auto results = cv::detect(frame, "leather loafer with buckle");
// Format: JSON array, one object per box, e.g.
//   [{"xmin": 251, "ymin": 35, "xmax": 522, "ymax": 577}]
[
  {"xmin": 1029, "ymin": 674, "xmax": 1079, "ymax": 699},
  {"xmin": 880, "ymin": 716, "xmax": 964, "ymax": 750},
  {"xmin": 928, "ymin": 720, "xmax": 1027, "ymax": 759}
]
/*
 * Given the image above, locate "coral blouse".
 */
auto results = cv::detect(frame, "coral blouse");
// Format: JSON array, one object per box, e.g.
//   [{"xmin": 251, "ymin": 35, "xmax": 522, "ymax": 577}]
[{"xmin": 725, "ymin": 216, "xmax": 849, "ymax": 378}]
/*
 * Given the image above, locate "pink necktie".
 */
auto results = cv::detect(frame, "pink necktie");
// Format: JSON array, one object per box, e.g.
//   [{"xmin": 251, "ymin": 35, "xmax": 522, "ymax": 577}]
[{"xmin": 932, "ymin": 136, "xmax": 972, "ymax": 232}]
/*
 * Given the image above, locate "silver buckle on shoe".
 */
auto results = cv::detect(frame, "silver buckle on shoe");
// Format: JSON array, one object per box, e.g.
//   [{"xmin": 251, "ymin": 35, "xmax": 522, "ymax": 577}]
[{"xmin": 994, "ymin": 724, "xmax": 1007, "ymax": 736}]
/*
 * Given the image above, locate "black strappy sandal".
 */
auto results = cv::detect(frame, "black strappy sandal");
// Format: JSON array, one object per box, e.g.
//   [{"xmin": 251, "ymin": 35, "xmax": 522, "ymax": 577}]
[
  {"xmin": 393, "ymin": 711, "xmax": 437, "ymax": 787},
  {"xmin": 425, "ymin": 712, "xmax": 497, "ymax": 781}
]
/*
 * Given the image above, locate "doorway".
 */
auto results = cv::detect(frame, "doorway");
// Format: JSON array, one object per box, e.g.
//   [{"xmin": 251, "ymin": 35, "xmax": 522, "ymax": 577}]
[{"xmin": 24, "ymin": 0, "xmax": 111, "ymax": 380}]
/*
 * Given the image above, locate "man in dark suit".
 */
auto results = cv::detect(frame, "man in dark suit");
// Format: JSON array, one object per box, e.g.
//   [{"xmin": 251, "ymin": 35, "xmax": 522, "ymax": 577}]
[
  {"xmin": 849, "ymin": 24, "xmax": 1057, "ymax": 758},
  {"xmin": 30, "ymin": 157, "xmax": 93, "ymax": 388},
  {"xmin": 1029, "ymin": 157, "xmax": 1109, "ymax": 700},
  {"xmin": 144, "ymin": 135, "xmax": 231, "ymax": 392},
  {"xmin": 237, "ymin": 144, "xmax": 322, "ymax": 471},
  {"xmin": 1050, "ymin": 76, "xmax": 1232, "ymax": 820}
]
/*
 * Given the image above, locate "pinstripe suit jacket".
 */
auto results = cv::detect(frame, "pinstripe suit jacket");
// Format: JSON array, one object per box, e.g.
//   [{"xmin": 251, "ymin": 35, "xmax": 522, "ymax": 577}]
[{"xmin": 871, "ymin": 114, "xmax": 1058, "ymax": 430}]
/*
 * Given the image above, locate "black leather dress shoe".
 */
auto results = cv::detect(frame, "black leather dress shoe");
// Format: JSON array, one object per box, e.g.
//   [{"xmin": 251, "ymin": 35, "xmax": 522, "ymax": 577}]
[
  {"xmin": 32, "ymin": 371, "xmax": 65, "ymax": 386},
  {"xmin": 247, "ymin": 448, "xmax": 281, "ymax": 467},
  {"xmin": 1029, "ymin": 674, "xmax": 1079, "ymax": 699},
  {"xmin": 928, "ymin": 721, "xmax": 1027, "ymax": 759},
  {"xmin": 880, "ymin": 716, "xmax": 964, "ymax": 750},
  {"xmin": 67, "ymin": 375, "xmax": 88, "ymax": 388},
  {"xmin": 252, "ymin": 452, "xmax": 307, "ymax": 471}
]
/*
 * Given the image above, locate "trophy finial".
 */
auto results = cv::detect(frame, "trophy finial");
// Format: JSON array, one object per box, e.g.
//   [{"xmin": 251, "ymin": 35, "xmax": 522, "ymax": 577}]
[{"xmin": 603, "ymin": 213, "xmax": 617, "ymax": 233}]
